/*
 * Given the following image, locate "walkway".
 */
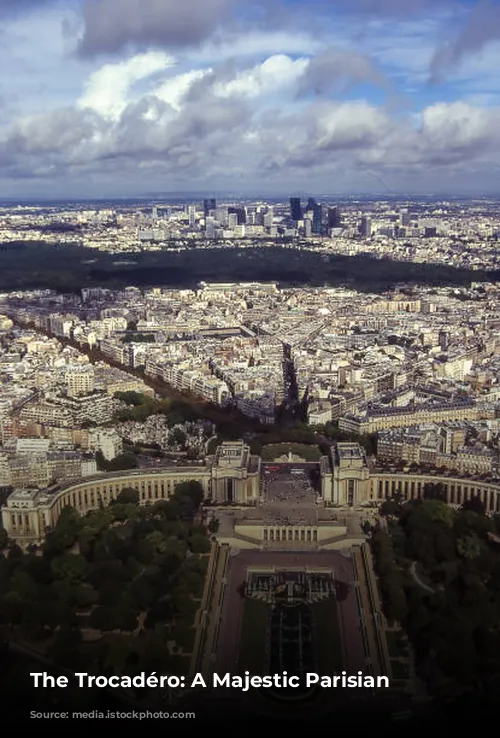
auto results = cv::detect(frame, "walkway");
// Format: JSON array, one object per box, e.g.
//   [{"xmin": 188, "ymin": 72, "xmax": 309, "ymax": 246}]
[{"xmin": 409, "ymin": 561, "xmax": 434, "ymax": 593}]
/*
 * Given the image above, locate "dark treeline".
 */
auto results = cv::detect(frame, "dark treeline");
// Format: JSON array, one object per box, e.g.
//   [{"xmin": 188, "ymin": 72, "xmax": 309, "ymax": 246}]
[{"xmin": 0, "ymin": 241, "xmax": 494, "ymax": 292}]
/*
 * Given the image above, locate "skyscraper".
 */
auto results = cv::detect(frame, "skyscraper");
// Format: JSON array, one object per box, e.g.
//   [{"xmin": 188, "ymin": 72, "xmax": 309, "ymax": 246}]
[
  {"xmin": 312, "ymin": 204, "xmax": 323, "ymax": 234},
  {"xmin": 360, "ymin": 216, "xmax": 372, "ymax": 237},
  {"xmin": 306, "ymin": 197, "xmax": 317, "ymax": 212},
  {"xmin": 215, "ymin": 205, "xmax": 228, "ymax": 226},
  {"xmin": 263, "ymin": 207, "xmax": 273, "ymax": 228},
  {"xmin": 290, "ymin": 197, "xmax": 302, "ymax": 221},
  {"xmin": 328, "ymin": 207, "xmax": 342, "ymax": 229},
  {"xmin": 204, "ymin": 198, "xmax": 216, "ymax": 217},
  {"xmin": 205, "ymin": 217, "xmax": 215, "ymax": 239},
  {"xmin": 228, "ymin": 206, "xmax": 246, "ymax": 225}
]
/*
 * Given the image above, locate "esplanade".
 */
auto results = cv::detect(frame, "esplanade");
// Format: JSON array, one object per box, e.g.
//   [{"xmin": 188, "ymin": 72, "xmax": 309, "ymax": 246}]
[{"xmin": 3, "ymin": 440, "xmax": 500, "ymax": 545}]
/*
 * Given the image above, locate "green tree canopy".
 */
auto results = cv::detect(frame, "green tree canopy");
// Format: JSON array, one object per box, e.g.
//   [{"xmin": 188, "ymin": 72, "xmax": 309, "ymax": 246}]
[
  {"xmin": 44, "ymin": 505, "xmax": 82, "ymax": 554},
  {"xmin": 114, "ymin": 487, "xmax": 140, "ymax": 505},
  {"xmin": 188, "ymin": 534, "xmax": 211, "ymax": 554},
  {"xmin": 457, "ymin": 533, "xmax": 481, "ymax": 560},
  {"xmin": 174, "ymin": 481, "xmax": 204, "ymax": 510},
  {"xmin": 51, "ymin": 554, "xmax": 89, "ymax": 583}
]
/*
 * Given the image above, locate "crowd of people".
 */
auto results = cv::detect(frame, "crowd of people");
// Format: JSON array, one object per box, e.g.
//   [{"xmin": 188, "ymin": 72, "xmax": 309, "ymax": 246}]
[{"xmin": 259, "ymin": 471, "xmax": 318, "ymax": 526}]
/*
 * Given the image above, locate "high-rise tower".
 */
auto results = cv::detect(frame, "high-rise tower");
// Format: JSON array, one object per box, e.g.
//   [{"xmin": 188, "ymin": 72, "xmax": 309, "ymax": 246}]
[
  {"xmin": 203, "ymin": 198, "xmax": 216, "ymax": 217},
  {"xmin": 290, "ymin": 197, "xmax": 302, "ymax": 221}
]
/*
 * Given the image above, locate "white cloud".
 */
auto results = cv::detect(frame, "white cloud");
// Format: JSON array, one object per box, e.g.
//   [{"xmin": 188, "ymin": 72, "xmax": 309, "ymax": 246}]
[
  {"xmin": 419, "ymin": 101, "xmax": 500, "ymax": 152},
  {"xmin": 3, "ymin": 1, "xmax": 500, "ymax": 194},
  {"xmin": 154, "ymin": 69, "xmax": 211, "ymax": 111},
  {"xmin": 214, "ymin": 55, "xmax": 309, "ymax": 98},
  {"xmin": 77, "ymin": 51, "xmax": 175, "ymax": 119}
]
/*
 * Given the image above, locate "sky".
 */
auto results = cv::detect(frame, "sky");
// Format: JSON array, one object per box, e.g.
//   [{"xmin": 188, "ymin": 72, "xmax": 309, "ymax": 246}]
[{"xmin": 1, "ymin": 0, "xmax": 500, "ymax": 197}]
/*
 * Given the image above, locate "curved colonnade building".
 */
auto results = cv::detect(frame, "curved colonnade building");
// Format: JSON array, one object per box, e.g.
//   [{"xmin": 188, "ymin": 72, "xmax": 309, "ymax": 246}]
[{"xmin": 2, "ymin": 440, "xmax": 499, "ymax": 545}]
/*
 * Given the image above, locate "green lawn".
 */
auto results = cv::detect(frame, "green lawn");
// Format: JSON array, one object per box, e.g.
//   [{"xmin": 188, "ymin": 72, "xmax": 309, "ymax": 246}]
[
  {"xmin": 238, "ymin": 599, "xmax": 269, "ymax": 673},
  {"xmin": 312, "ymin": 599, "xmax": 344, "ymax": 673}
]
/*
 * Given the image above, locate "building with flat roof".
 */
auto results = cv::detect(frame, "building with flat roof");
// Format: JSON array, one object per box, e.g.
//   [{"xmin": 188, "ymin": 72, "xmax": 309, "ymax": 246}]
[{"xmin": 3, "ymin": 440, "xmax": 500, "ymax": 546}]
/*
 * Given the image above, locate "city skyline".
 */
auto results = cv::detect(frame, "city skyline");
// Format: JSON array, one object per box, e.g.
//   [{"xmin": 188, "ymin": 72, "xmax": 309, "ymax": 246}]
[{"xmin": 2, "ymin": 0, "xmax": 500, "ymax": 197}]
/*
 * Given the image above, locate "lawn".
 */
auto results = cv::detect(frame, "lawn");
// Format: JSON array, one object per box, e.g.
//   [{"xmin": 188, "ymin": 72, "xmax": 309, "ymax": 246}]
[
  {"xmin": 238, "ymin": 599, "xmax": 269, "ymax": 673},
  {"xmin": 312, "ymin": 599, "xmax": 344, "ymax": 673}
]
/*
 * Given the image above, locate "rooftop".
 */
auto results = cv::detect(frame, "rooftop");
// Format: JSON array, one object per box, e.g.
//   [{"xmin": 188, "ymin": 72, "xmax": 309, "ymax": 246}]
[{"xmin": 337, "ymin": 442, "xmax": 365, "ymax": 460}]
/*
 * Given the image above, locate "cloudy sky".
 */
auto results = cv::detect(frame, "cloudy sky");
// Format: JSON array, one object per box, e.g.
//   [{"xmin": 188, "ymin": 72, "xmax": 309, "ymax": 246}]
[{"xmin": 1, "ymin": 0, "xmax": 500, "ymax": 197}]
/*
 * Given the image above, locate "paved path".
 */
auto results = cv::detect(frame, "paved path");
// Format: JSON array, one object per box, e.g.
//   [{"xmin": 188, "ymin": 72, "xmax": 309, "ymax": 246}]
[{"xmin": 409, "ymin": 561, "xmax": 434, "ymax": 593}]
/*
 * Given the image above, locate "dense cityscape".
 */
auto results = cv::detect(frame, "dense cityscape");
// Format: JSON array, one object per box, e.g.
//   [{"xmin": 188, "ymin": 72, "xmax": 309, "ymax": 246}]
[
  {"xmin": 0, "ymin": 194, "xmax": 500, "ymax": 725},
  {"xmin": 3, "ymin": 0, "xmax": 500, "ymax": 726}
]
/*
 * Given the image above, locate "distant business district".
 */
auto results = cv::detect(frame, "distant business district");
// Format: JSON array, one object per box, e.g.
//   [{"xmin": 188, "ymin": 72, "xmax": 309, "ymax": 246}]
[{"xmin": 1, "ymin": 194, "xmax": 500, "ymax": 273}]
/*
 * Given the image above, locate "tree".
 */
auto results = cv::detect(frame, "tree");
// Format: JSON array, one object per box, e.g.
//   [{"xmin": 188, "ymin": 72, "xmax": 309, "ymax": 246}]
[
  {"xmin": 39, "ymin": 601, "xmax": 77, "ymax": 629},
  {"xmin": 95, "ymin": 450, "xmax": 107, "ymax": 471},
  {"xmin": 208, "ymin": 517, "xmax": 220, "ymax": 534},
  {"xmin": 74, "ymin": 585, "xmax": 98, "ymax": 609},
  {"xmin": 23, "ymin": 555, "xmax": 53, "ymax": 584},
  {"xmin": 0, "ymin": 527, "xmax": 8, "ymax": 550},
  {"xmin": 171, "ymin": 624, "xmax": 195, "ymax": 652},
  {"xmin": 384, "ymin": 584, "xmax": 408, "ymax": 623},
  {"xmin": 147, "ymin": 530, "xmax": 168, "ymax": 552},
  {"xmin": 10, "ymin": 571, "xmax": 38, "ymax": 601},
  {"xmin": 462, "ymin": 496, "xmax": 486, "ymax": 516},
  {"xmin": 380, "ymin": 499, "xmax": 400, "ymax": 517},
  {"xmin": 97, "ymin": 580, "xmax": 124, "ymax": 607},
  {"xmin": 51, "ymin": 554, "xmax": 88, "ymax": 583},
  {"xmin": 423, "ymin": 482, "xmax": 447, "ymax": 502},
  {"xmin": 106, "ymin": 453, "xmax": 138, "ymax": 472},
  {"xmin": 145, "ymin": 599, "xmax": 174, "ymax": 629},
  {"xmin": 126, "ymin": 577, "xmax": 157, "ymax": 611},
  {"xmin": 174, "ymin": 496, "xmax": 195, "ymax": 522},
  {"xmin": 173, "ymin": 590, "xmax": 198, "ymax": 618},
  {"xmin": 89, "ymin": 606, "xmax": 120, "ymax": 631},
  {"xmin": 183, "ymin": 572, "xmax": 205, "ymax": 597},
  {"xmin": 48, "ymin": 626, "xmax": 83, "ymax": 667},
  {"xmin": 44, "ymin": 506, "xmax": 82, "ymax": 553},
  {"xmin": 174, "ymin": 481, "xmax": 204, "ymax": 510},
  {"xmin": 423, "ymin": 500, "xmax": 453, "ymax": 527},
  {"xmin": 169, "ymin": 428, "xmax": 187, "ymax": 447},
  {"xmin": 114, "ymin": 488, "xmax": 139, "ymax": 506},
  {"xmin": 7, "ymin": 544, "xmax": 24, "ymax": 561},
  {"xmin": 103, "ymin": 641, "xmax": 134, "ymax": 673},
  {"xmin": 454, "ymin": 509, "xmax": 492, "ymax": 538},
  {"xmin": 457, "ymin": 533, "xmax": 481, "ymax": 560},
  {"xmin": 188, "ymin": 534, "xmax": 211, "ymax": 554},
  {"xmin": 116, "ymin": 607, "xmax": 138, "ymax": 632},
  {"xmin": 114, "ymin": 390, "xmax": 143, "ymax": 406}
]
